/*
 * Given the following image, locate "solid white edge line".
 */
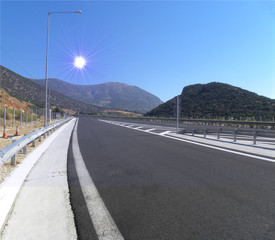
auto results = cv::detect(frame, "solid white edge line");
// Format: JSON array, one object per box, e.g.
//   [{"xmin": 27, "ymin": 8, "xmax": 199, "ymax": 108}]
[
  {"xmin": 72, "ymin": 119, "xmax": 124, "ymax": 240},
  {"xmin": 98, "ymin": 119, "xmax": 275, "ymax": 164}
]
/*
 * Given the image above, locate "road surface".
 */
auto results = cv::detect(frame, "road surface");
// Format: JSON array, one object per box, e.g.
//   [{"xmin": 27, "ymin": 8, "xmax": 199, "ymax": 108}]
[{"xmin": 68, "ymin": 116, "xmax": 275, "ymax": 240}]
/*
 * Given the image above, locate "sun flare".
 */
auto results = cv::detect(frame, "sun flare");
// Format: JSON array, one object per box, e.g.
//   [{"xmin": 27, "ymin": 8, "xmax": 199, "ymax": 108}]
[{"xmin": 74, "ymin": 56, "xmax": 86, "ymax": 69}]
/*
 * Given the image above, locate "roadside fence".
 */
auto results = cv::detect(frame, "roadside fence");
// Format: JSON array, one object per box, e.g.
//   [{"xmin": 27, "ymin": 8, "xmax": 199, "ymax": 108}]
[
  {"xmin": 179, "ymin": 127, "xmax": 275, "ymax": 145},
  {"xmin": 97, "ymin": 116, "xmax": 275, "ymax": 130},
  {"xmin": 0, "ymin": 117, "xmax": 72, "ymax": 168}
]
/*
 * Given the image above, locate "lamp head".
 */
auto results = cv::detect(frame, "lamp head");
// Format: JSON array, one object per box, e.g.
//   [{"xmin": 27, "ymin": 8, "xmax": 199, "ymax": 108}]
[{"xmin": 75, "ymin": 10, "xmax": 82, "ymax": 13}]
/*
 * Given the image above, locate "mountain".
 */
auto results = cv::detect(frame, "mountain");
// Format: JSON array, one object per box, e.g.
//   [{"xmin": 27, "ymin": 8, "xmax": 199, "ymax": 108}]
[
  {"xmin": 0, "ymin": 65, "xmax": 105, "ymax": 114},
  {"xmin": 145, "ymin": 82, "xmax": 275, "ymax": 120},
  {"xmin": 33, "ymin": 79, "xmax": 162, "ymax": 114}
]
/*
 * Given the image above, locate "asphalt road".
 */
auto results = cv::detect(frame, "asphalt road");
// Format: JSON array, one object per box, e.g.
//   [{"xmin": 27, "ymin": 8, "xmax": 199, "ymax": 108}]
[{"xmin": 68, "ymin": 116, "xmax": 275, "ymax": 240}]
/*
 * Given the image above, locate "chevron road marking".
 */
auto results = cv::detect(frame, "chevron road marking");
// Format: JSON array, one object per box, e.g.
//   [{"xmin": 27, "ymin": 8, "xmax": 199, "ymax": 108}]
[
  {"xmin": 99, "ymin": 119, "xmax": 275, "ymax": 164},
  {"xmin": 144, "ymin": 128, "xmax": 156, "ymax": 132},
  {"xmin": 159, "ymin": 131, "xmax": 172, "ymax": 136}
]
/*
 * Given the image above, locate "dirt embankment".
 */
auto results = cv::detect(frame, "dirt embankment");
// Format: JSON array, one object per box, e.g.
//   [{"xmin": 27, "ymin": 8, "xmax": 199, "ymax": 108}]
[{"xmin": 0, "ymin": 88, "xmax": 30, "ymax": 110}]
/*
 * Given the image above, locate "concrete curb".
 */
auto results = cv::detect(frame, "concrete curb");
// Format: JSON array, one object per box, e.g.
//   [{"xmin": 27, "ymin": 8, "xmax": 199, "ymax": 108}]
[{"xmin": 0, "ymin": 118, "xmax": 74, "ymax": 233}]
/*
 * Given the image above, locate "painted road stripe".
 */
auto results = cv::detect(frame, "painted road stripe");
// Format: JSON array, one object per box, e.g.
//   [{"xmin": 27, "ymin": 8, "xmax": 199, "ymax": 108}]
[
  {"xmin": 99, "ymin": 119, "xmax": 275, "ymax": 164},
  {"xmin": 144, "ymin": 128, "xmax": 155, "ymax": 132},
  {"xmin": 72, "ymin": 119, "xmax": 124, "ymax": 240},
  {"xmin": 159, "ymin": 131, "xmax": 172, "ymax": 136},
  {"xmin": 160, "ymin": 134, "xmax": 275, "ymax": 163}
]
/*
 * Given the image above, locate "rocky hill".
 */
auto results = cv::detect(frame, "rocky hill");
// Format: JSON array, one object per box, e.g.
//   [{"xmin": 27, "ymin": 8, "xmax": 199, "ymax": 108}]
[
  {"xmin": 0, "ymin": 88, "xmax": 31, "ymax": 111},
  {"xmin": 145, "ymin": 82, "xmax": 275, "ymax": 120},
  {"xmin": 0, "ymin": 65, "xmax": 105, "ymax": 114},
  {"xmin": 33, "ymin": 79, "xmax": 162, "ymax": 114}
]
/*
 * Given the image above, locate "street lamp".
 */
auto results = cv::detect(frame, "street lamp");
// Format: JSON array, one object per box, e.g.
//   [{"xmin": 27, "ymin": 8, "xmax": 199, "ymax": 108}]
[{"xmin": 44, "ymin": 11, "xmax": 82, "ymax": 127}]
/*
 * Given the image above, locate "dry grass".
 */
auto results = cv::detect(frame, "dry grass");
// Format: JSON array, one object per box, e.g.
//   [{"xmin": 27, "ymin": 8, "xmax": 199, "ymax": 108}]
[
  {"xmin": 0, "ymin": 120, "xmax": 45, "ymax": 149},
  {"xmin": 0, "ymin": 119, "xmax": 58, "ymax": 184}
]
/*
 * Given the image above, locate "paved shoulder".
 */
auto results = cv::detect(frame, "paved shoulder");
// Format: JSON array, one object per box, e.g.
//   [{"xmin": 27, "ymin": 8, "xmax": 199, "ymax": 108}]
[{"xmin": 1, "ymin": 119, "xmax": 77, "ymax": 240}]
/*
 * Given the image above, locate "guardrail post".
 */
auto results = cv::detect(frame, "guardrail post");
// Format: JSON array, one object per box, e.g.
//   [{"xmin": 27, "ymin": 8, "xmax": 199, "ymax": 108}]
[
  {"xmin": 31, "ymin": 110, "xmax": 33, "ymax": 126},
  {"xmin": 204, "ymin": 129, "xmax": 207, "ymax": 138},
  {"xmin": 13, "ymin": 108, "xmax": 15, "ymax": 128},
  {"xmin": 20, "ymin": 109, "xmax": 22, "ymax": 127},
  {"xmin": 39, "ymin": 135, "xmax": 42, "ymax": 142},
  {"xmin": 11, "ymin": 140, "xmax": 16, "ymax": 165},
  {"xmin": 217, "ymin": 128, "xmax": 220, "ymax": 139},
  {"xmin": 44, "ymin": 132, "xmax": 47, "ymax": 138},
  {"xmin": 23, "ymin": 145, "xmax": 27, "ymax": 154},
  {"xmin": 253, "ymin": 130, "xmax": 257, "ymax": 145},
  {"xmin": 4, "ymin": 107, "xmax": 6, "ymax": 127},
  {"xmin": 192, "ymin": 129, "xmax": 195, "ymax": 136},
  {"xmin": 234, "ymin": 129, "xmax": 237, "ymax": 142},
  {"xmin": 49, "ymin": 109, "xmax": 52, "ymax": 123},
  {"xmin": 11, "ymin": 154, "xmax": 16, "ymax": 165},
  {"xmin": 32, "ymin": 139, "xmax": 36, "ymax": 147}
]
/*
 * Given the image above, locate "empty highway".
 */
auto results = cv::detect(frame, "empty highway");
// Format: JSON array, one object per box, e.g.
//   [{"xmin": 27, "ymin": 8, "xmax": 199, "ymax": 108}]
[{"xmin": 68, "ymin": 116, "xmax": 275, "ymax": 240}]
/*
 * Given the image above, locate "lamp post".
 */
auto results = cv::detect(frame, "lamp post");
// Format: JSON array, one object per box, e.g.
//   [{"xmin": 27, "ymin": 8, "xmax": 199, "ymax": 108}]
[{"xmin": 44, "ymin": 11, "xmax": 82, "ymax": 127}]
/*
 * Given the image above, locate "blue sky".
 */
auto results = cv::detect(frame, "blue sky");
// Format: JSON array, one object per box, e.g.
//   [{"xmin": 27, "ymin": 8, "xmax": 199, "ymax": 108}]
[{"xmin": 0, "ymin": 0, "xmax": 274, "ymax": 102}]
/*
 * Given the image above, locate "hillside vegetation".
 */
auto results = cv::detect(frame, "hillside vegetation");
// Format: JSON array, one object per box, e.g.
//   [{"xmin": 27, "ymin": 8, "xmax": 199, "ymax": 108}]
[
  {"xmin": 0, "ymin": 65, "xmax": 105, "ymax": 114},
  {"xmin": 145, "ymin": 82, "xmax": 275, "ymax": 120},
  {"xmin": 33, "ymin": 79, "xmax": 162, "ymax": 114}
]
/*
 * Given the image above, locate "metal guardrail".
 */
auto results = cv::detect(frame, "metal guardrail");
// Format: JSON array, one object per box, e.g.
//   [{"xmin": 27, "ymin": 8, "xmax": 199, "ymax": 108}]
[
  {"xmin": 95, "ymin": 116, "xmax": 275, "ymax": 128},
  {"xmin": 0, "ymin": 117, "xmax": 72, "ymax": 167},
  {"xmin": 95, "ymin": 116, "xmax": 275, "ymax": 145},
  {"xmin": 179, "ymin": 128, "xmax": 275, "ymax": 145}
]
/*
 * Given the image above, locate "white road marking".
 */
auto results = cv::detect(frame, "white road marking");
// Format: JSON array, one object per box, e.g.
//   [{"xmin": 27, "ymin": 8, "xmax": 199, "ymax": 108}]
[
  {"xmin": 72, "ymin": 119, "xmax": 124, "ymax": 240},
  {"xmin": 159, "ymin": 131, "xmax": 172, "ymax": 136},
  {"xmin": 159, "ymin": 134, "xmax": 275, "ymax": 163},
  {"xmin": 144, "ymin": 128, "xmax": 155, "ymax": 132},
  {"xmin": 99, "ymin": 119, "xmax": 275, "ymax": 164}
]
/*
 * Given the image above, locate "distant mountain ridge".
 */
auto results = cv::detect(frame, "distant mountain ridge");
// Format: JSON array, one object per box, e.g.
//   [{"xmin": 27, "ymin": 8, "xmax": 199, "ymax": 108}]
[
  {"xmin": 33, "ymin": 79, "xmax": 163, "ymax": 114},
  {"xmin": 145, "ymin": 82, "xmax": 275, "ymax": 120},
  {"xmin": 0, "ymin": 65, "xmax": 105, "ymax": 114}
]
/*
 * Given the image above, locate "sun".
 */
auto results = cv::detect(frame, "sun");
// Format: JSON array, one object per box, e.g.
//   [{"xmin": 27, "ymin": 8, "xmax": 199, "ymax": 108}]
[{"xmin": 74, "ymin": 56, "xmax": 86, "ymax": 69}]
